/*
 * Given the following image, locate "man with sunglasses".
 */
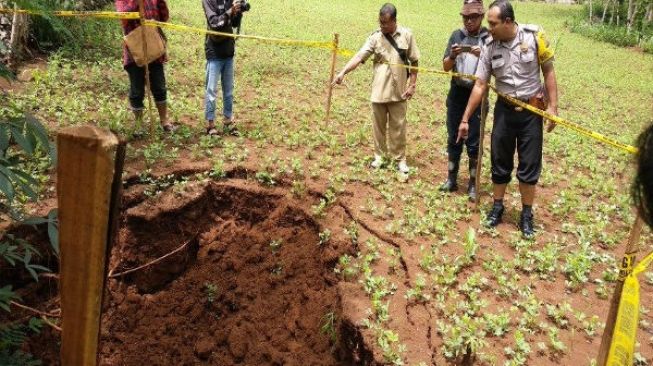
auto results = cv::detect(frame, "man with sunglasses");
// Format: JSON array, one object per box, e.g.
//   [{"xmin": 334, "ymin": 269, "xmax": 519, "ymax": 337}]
[
  {"xmin": 440, "ymin": 0, "xmax": 489, "ymax": 201},
  {"xmin": 457, "ymin": 0, "xmax": 559, "ymax": 238}
]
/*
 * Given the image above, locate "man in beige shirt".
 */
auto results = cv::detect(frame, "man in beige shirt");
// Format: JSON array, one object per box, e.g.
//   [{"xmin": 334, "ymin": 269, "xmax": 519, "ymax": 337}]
[{"xmin": 332, "ymin": 3, "xmax": 420, "ymax": 174}]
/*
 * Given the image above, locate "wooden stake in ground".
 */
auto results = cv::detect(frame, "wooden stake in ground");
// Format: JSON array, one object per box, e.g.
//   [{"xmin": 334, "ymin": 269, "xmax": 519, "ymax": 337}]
[
  {"xmin": 597, "ymin": 214, "xmax": 645, "ymax": 365},
  {"xmin": 474, "ymin": 91, "xmax": 489, "ymax": 208},
  {"xmin": 325, "ymin": 33, "xmax": 339, "ymax": 122},
  {"xmin": 58, "ymin": 125, "xmax": 123, "ymax": 366},
  {"xmin": 137, "ymin": 0, "xmax": 156, "ymax": 137}
]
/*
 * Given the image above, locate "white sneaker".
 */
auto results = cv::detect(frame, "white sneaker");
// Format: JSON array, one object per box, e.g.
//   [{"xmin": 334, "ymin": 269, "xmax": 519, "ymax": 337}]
[
  {"xmin": 371, "ymin": 155, "xmax": 383, "ymax": 169},
  {"xmin": 397, "ymin": 160, "xmax": 410, "ymax": 174}
]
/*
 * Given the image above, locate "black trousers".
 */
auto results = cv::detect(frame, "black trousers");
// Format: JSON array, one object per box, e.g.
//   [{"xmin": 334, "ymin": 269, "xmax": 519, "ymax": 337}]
[
  {"xmin": 446, "ymin": 84, "xmax": 481, "ymax": 162},
  {"xmin": 491, "ymin": 98, "xmax": 543, "ymax": 185},
  {"xmin": 125, "ymin": 62, "xmax": 167, "ymax": 110}
]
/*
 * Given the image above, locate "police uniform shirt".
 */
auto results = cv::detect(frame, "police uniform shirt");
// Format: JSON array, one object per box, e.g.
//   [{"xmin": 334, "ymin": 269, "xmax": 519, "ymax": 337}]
[
  {"xmin": 356, "ymin": 26, "xmax": 421, "ymax": 104},
  {"xmin": 475, "ymin": 24, "xmax": 554, "ymax": 100}
]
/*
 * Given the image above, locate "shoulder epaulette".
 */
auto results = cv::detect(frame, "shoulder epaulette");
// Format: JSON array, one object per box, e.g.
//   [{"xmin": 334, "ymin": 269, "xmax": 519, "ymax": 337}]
[{"xmin": 522, "ymin": 24, "xmax": 541, "ymax": 33}]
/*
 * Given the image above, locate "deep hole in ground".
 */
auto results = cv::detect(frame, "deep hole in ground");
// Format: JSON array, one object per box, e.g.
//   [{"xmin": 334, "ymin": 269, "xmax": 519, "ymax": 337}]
[
  {"xmin": 99, "ymin": 180, "xmax": 361, "ymax": 365},
  {"xmin": 2, "ymin": 177, "xmax": 384, "ymax": 365}
]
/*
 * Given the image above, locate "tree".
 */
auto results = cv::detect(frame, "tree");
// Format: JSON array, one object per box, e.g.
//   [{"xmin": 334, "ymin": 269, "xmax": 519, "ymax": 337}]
[
  {"xmin": 1, "ymin": 0, "xmax": 115, "ymax": 63},
  {"xmin": 8, "ymin": 4, "xmax": 29, "ymax": 64}
]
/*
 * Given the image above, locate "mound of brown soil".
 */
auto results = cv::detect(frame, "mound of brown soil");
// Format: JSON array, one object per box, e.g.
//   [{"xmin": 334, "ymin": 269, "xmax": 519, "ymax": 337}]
[{"xmin": 98, "ymin": 181, "xmax": 347, "ymax": 366}]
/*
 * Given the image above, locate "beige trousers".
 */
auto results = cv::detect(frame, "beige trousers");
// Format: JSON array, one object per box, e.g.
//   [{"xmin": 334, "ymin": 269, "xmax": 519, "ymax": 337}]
[{"xmin": 371, "ymin": 101, "xmax": 407, "ymax": 161}]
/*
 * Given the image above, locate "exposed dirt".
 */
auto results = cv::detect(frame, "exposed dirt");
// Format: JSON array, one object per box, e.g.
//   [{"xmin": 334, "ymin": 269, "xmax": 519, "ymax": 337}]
[
  {"xmin": 2, "ymin": 68, "xmax": 651, "ymax": 364},
  {"xmin": 101, "ymin": 180, "xmax": 352, "ymax": 366},
  {"xmin": 3, "ymin": 177, "xmax": 370, "ymax": 365},
  {"xmin": 4, "ymin": 160, "xmax": 653, "ymax": 365},
  {"xmin": 0, "ymin": 58, "xmax": 47, "ymax": 94}
]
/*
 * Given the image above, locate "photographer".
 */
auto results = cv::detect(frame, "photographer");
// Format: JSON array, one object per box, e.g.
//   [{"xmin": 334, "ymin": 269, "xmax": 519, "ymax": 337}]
[
  {"xmin": 202, "ymin": 0, "xmax": 250, "ymax": 136},
  {"xmin": 458, "ymin": 0, "xmax": 559, "ymax": 238},
  {"xmin": 439, "ymin": 0, "xmax": 488, "ymax": 201}
]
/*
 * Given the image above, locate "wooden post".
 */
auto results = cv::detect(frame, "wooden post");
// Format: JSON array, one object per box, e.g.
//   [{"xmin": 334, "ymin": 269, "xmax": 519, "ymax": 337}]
[
  {"xmin": 58, "ymin": 125, "xmax": 123, "ymax": 366},
  {"xmin": 474, "ymin": 91, "xmax": 489, "ymax": 208},
  {"xmin": 137, "ymin": 0, "xmax": 156, "ymax": 137},
  {"xmin": 325, "ymin": 33, "xmax": 339, "ymax": 122},
  {"xmin": 597, "ymin": 215, "xmax": 645, "ymax": 365}
]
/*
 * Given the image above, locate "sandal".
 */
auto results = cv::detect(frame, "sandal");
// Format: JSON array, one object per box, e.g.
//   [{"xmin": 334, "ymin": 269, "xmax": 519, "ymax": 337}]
[
  {"xmin": 206, "ymin": 126, "xmax": 219, "ymax": 136},
  {"xmin": 222, "ymin": 123, "xmax": 240, "ymax": 137}
]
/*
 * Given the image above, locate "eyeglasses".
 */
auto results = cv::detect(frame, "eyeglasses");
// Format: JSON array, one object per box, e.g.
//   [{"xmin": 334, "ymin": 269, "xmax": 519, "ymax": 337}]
[{"xmin": 463, "ymin": 14, "xmax": 482, "ymax": 22}]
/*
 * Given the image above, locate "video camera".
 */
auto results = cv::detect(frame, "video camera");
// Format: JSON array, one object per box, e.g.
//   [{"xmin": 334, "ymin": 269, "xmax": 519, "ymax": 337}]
[
  {"xmin": 233, "ymin": 0, "xmax": 250, "ymax": 35},
  {"xmin": 236, "ymin": 0, "xmax": 251, "ymax": 12}
]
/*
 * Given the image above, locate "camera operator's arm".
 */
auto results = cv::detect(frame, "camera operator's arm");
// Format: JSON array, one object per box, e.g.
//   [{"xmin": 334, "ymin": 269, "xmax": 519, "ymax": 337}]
[
  {"xmin": 231, "ymin": 0, "xmax": 248, "ymax": 29},
  {"xmin": 202, "ymin": 0, "xmax": 239, "ymax": 30},
  {"xmin": 231, "ymin": 12, "xmax": 243, "ymax": 29}
]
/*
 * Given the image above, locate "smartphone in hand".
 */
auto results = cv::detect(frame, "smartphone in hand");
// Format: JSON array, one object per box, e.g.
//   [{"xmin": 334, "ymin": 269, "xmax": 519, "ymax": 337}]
[{"xmin": 459, "ymin": 45, "xmax": 473, "ymax": 53}]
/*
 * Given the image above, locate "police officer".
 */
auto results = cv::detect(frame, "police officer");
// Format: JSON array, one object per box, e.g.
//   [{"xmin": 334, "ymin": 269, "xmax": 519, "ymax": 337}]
[
  {"xmin": 332, "ymin": 3, "xmax": 420, "ymax": 174},
  {"xmin": 457, "ymin": 0, "xmax": 559, "ymax": 238},
  {"xmin": 440, "ymin": 0, "xmax": 489, "ymax": 201}
]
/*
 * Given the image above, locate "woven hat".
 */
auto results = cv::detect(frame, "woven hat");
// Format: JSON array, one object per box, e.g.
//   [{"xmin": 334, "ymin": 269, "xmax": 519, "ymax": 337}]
[{"xmin": 461, "ymin": 0, "xmax": 485, "ymax": 16}]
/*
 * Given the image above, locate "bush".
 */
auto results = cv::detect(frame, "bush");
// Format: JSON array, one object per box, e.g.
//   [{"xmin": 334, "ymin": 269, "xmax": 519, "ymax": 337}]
[
  {"xmin": 0, "ymin": 62, "xmax": 57, "ymax": 366},
  {"xmin": 8, "ymin": 0, "xmax": 122, "ymax": 60},
  {"xmin": 572, "ymin": 1, "xmax": 653, "ymax": 53},
  {"xmin": 571, "ymin": 21, "xmax": 653, "ymax": 52}
]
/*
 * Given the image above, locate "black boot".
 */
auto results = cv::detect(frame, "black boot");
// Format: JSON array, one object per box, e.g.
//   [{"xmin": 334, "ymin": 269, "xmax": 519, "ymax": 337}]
[
  {"xmin": 467, "ymin": 157, "xmax": 478, "ymax": 202},
  {"xmin": 485, "ymin": 201, "xmax": 504, "ymax": 228},
  {"xmin": 520, "ymin": 210, "xmax": 535, "ymax": 239},
  {"xmin": 439, "ymin": 158, "xmax": 459, "ymax": 192}
]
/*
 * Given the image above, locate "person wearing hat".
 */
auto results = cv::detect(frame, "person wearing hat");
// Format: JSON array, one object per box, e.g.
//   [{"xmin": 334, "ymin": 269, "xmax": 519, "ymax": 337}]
[
  {"xmin": 457, "ymin": 0, "xmax": 559, "ymax": 238},
  {"xmin": 458, "ymin": 0, "xmax": 558, "ymax": 238},
  {"xmin": 439, "ymin": 0, "xmax": 489, "ymax": 201},
  {"xmin": 332, "ymin": 3, "xmax": 420, "ymax": 175}
]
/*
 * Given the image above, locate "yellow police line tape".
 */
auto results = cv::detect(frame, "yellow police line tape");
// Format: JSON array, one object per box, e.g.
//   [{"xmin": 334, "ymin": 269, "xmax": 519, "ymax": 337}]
[
  {"xmin": 372, "ymin": 60, "xmax": 639, "ymax": 155},
  {"xmin": 0, "ymin": 8, "xmax": 649, "ymax": 360},
  {"xmin": 0, "ymin": 8, "xmax": 333, "ymax": 49},
  {"xmin": 607, "ymin": 251, "xmax": 653, "ymax": 366},
  {"xmin": 0, "ymin": 8, "xmax": 640, "ymax": 155},
  {"xmin": 145, "ymin": 20, "xmax": 336, "ymax": 52},
  {"xmin": 491, "ymin": 90, "xmax": 639, "ymax": 155},
  {"xmin": 0, "ymin": 8, "xmax": 139, "ymax": 19}
]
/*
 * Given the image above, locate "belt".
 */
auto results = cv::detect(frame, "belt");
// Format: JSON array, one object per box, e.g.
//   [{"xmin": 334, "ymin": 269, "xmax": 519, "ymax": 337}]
[{"xmin": 498, "ymin": 95, "xmax": 530, "ymax": 112}]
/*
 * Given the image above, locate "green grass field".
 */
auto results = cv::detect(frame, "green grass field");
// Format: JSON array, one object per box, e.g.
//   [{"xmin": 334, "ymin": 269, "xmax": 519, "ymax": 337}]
[{"xmin": 3, "ymin": 0, "xmax": 653, "ymax": 364}]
